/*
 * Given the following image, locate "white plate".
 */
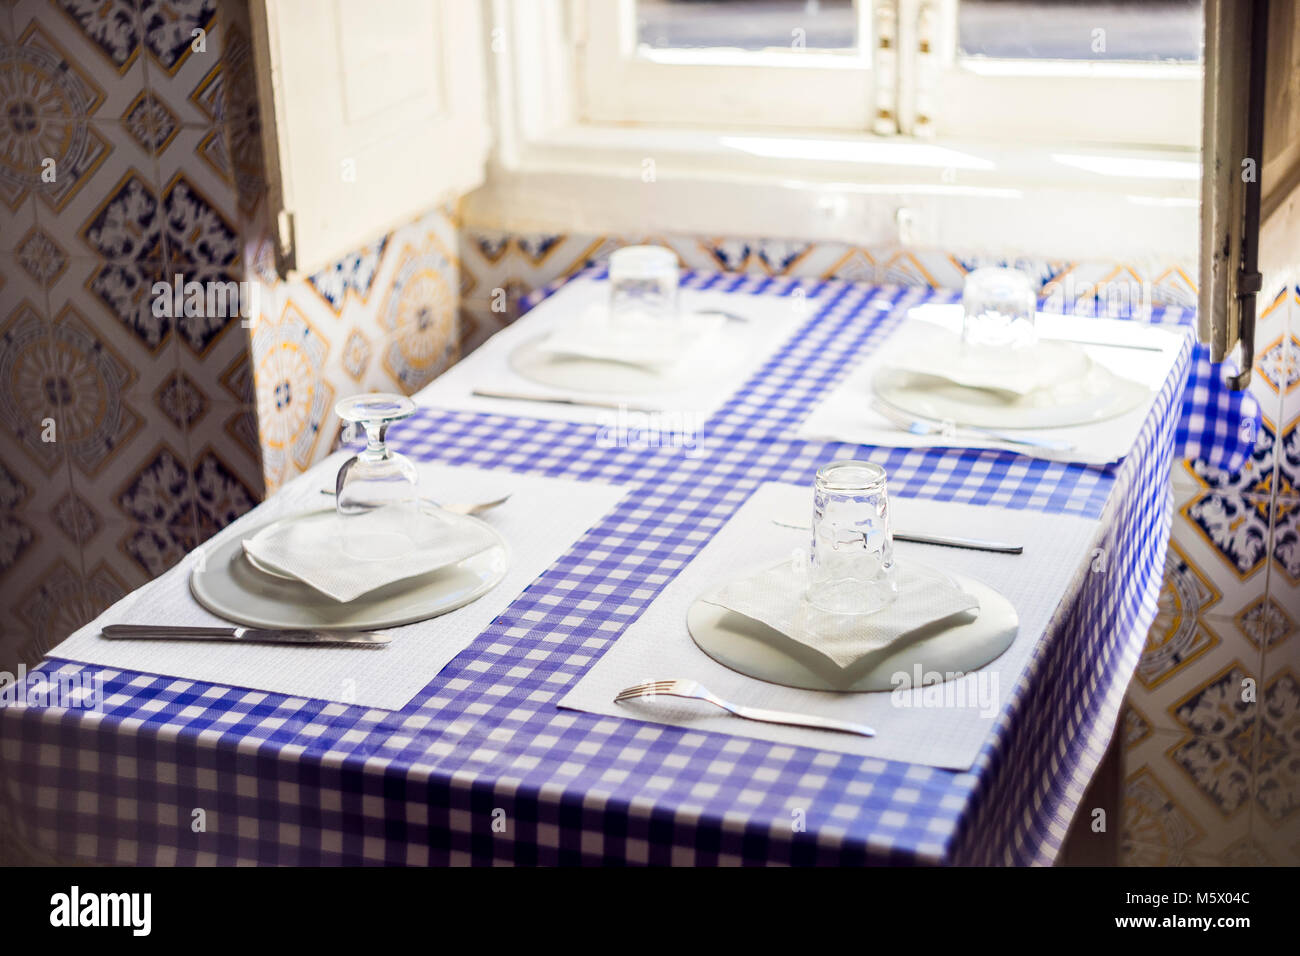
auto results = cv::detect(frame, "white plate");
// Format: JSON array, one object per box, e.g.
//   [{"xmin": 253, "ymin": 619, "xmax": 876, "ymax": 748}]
[
  {"xmin": 191, "ymin": 514, "xmax": 510, "ymax": 631},
  {"xmin": 687, "ymin": 569, "xmax": 1017, "ymax": 692},
  {"xmin": 507, "ymin": 326, "xmax": 745, "ymax": 394},
  {"xmin": 872, "ymin": 360, "xmax": 1152, "ymax": 430}
]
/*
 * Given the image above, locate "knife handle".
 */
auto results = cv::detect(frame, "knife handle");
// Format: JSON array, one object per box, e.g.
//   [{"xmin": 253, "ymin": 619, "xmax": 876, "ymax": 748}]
[{"xmin": 102, "ymin": 624, "xmax": 237, "ymax": 640}]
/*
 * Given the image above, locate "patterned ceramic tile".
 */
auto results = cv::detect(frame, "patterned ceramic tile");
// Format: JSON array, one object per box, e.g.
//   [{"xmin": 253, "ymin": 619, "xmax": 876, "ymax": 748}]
[
  {"xmin": 1123, "ymin": 727, "xmax": 1252, "ymax": 859},
  {"xmin": 50, "ymin": 488, "xmax": 100, "ymax": 548},
  {"xmin": 252, "ymin": 299, "xmax": 332, "ymax": 489},
  {"xmin": 307, "ymin": 236, "xmax": 388, "ymax": 316},
  {"xmin": 0, "ymin": 298, "xmax": 75, "ymax": 477},
  {"xmin": 43, "ymin": 255, "xmax": 178, "ymax": 401},
  {"xmin": 44, "ymin": 300, "xmax": 145, "ymax": 477},
  {"xmin": 376, "ymin": 236, "xmax": 457, "ymax": 392},
  {"xmin": 111, "ymin": 441, "xmax": 197, "ymax": 576},
  {"xmin": 8, "ymin": 556, "xmax": 91, "ymax": 663},
  {"xmin": 1123, "ymin": 704, "xmax": 1154, "ymax": 750},
  {"xmin": 153, "ymin": 368, "xmax": 208, "ymax": 431},
  {"xmin": 137, "ymin": 0, "xmax": 217, "ymax": 77},
  {"xmin": 1, "ymin": 20, "xmax": 113, "ymax": 212},
  {"xmin": 1135, "ymin": 539, "xmax": 1223, "ymax": 690},
  {"xmin": 1252, "ymin": 654, "xmax": 1300, "ymax": 864},
  {"xmin": 47, "ymin": 0, "xmax": 143, "ymax": 75},
  {"xmin": 190, "ymin": 442, "xmax": 257, "ymax": 541},
  {"xmin": 1236, "ymin": 595, "xmax": 1296, "ymax": 653},
  {"xmin": 120, "ymin": 89, "xmax": 179, "ymax": 156},
  {"xmin": 1122, "ymin": 763, "xmax": 1207, "ymax": 858},
  {"xmin": 14, "ymin": 225, "xmax": 68, "ymax": 288}
]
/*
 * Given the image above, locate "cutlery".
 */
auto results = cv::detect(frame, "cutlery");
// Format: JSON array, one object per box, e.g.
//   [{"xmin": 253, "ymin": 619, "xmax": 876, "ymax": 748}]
[
  {"xmin": 693, "ymin": 308, "xmax": 749, "ymax": 324},
  {"xmin": 471, "ymin": 388, "xmax": 663, "ymax": 414},
  {"xmin": 101, "ymin": 624, "xmax": 389, "ymax": 647},
  {"xmin": 771, "ymin": 518, "xmax": 1023, "ymax": 554},
  {"xmin": 871, "ymin": 399, "xmax": 1076, "ymax": 452},
  {"xmin": 319, "ymin": 489, "xmax": 511, "ymax": 516},
  {"xmin": 614, "ymin": 679, "xmax": 875, "ymax": 737},
  {"xmin": 1039, "ymin": 335, "xmax": 1166, "ymax": 352}
]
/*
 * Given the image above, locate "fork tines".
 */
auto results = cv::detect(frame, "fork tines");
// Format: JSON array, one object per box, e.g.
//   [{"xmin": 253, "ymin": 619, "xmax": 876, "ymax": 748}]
[{"xmin": 614, "ymin": 680, "xmax": 677, "ymax": 702}]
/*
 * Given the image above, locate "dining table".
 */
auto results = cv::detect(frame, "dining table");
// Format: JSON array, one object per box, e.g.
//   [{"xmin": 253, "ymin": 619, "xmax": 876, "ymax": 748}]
[{"xmin": 0, "ymin": 269, "xmax": 1258, "ymax": 866}]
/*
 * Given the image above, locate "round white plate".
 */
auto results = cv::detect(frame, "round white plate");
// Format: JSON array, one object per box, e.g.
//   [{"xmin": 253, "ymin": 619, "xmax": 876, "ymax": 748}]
[
  {"xmin": 191, "ymin": 513, "xmax": 510, "ymax": 631},
  {"xmin": 687, "ymin": 569, "xmax": 1017, "ymax": 692},
  {"xmin": 507, "ymin": 327, "xmax": 744, "ymax": 394},
  {"xmin": 872, "ymin": 361, "xmax": 1151, "ymax": 429}
]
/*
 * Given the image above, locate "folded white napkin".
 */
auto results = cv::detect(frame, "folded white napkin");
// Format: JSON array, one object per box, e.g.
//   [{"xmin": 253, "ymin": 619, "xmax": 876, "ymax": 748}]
[
  {"xmin": 242, "ymin": 506, "xmax": 497, "ymax": 603},
  {"xmin": 883, "ymin": 324, "xmax": 1091, "ymax": 396},
  {"xmin": 537, "ymin": 303, "xmax": 726, "ymax": 371},
  {"xmin": 702, "ymin": 560, "xmax": 978, "ymax": 669}
]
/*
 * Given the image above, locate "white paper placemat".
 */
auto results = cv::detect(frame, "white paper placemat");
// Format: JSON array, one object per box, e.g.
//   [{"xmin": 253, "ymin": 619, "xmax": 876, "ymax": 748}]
[
  {"xmin": 559, "ymin": 481, "xmax": 1102, "ymax": 770},
  {"xmin": 48, "ymin": 456, "xmax": 627, "ymax": 711},
  {"xmin": 419, "ymin": 277, "xmax": 814, "ymax": 426},
  {"xmin": 795, "ymin": 305, "xmax": 1188, "ymax": 466}
]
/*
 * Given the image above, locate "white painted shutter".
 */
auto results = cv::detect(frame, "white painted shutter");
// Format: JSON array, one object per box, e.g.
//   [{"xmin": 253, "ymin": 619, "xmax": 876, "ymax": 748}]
[{"xmin": 249, "ymin": 0, "xmax": 489, "ymax": 276}]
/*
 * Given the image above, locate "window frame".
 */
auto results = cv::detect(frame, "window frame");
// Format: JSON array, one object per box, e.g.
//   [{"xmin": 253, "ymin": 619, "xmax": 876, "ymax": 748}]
[
  {"xmin": 906, "ymin": 0, "xmax": 1203, "ymax": 148},
  {"xmin": 576, "ymin": 0, "xmax": 879, "ymax": 132},
  {"xmin": 478, "ymin": 0, "xmax": 1203, "ymax": 264}
]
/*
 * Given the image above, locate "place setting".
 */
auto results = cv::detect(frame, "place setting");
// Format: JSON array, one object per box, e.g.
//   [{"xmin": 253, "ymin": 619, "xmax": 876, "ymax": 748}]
[
  {"xmin": 560, "ymin": 458, "xmax": 1100, "ymax": 769},
  {"xmin": 419, "ymin": 245, "xmax": 817, "ymax": 423},
  {"xmin": 797, "ymin": 267, "xmax": 1190, "ymax": 466},
  {"xmin": 46, "ymin": 394, "xmax": 627, "ymax": 711}
]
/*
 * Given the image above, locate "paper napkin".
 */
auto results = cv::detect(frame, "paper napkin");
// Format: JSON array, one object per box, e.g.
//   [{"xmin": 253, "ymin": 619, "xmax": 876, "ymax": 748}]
[
  {"xmin": 537, "ymin": 303, "xmax": 726, "ymax": 370},
  {"xmin": 242, "ymin": 505, "xmax": 498, "ymax": 603},
  {"xmin": 883, "ymin": 325, "xmax": 1091, "ymax": 397},
  {"xmin": 703, "ymin": 561, "xmax": 978, "ymax": 669}
]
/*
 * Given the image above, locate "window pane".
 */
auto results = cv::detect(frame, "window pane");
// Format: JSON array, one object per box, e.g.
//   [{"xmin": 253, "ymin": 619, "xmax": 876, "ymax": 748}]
[
  {"xmin": 636, "ymin": 0, "xmax": 858, "ymax": 53},
  {"xmin": 958, "ymin": 0, "xmax": 1203, "ymax": 63}
]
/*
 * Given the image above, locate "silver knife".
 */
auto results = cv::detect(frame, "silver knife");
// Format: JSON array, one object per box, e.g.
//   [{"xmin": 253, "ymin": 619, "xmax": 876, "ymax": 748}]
[
  {"xmin": 771, "ymin": 518, "xmax": 1022, "ymax": 554},
  {"xmin": 471, "ymin": 388, "xmax": 663, "ymax": 414},
  {"xmin": 101, "ymin": 625, "xmax": 389, "ymax": 647}
]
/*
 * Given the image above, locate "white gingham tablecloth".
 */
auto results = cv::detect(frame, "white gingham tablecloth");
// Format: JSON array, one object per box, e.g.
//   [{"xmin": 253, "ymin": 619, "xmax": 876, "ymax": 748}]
[{"xmin": 0, "ymin": 272, "xmax": 1258, "ymax": 866}]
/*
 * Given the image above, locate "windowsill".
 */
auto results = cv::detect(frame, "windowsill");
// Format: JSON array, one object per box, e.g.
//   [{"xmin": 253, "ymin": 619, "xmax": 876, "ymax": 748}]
[{"xmin": 463, "ymin": 124, "xmax": 1201, "ymax": 262}]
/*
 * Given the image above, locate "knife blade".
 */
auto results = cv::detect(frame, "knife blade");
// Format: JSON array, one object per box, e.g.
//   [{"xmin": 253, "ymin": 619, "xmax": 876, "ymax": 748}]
[
  {"xmin": 101, "ymin": 624, "xmax": 389, "ymax": 647},
  {"xmin": 770, "ymin": 518, "xmax": 1023, "ymax": 554},
  {"xmin": 470, "ymin": 388, "xmax": 663, "ymax": 414}
]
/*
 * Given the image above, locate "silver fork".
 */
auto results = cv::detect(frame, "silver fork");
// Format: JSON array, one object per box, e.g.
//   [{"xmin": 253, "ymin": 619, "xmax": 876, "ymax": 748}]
[
  {"xmin": 614, "ymin": 679, "xmax": 875, "ymax": 737},
  {"xmin": 870, "ymin": 399, "xmax": 1075, "ymax": 452}
]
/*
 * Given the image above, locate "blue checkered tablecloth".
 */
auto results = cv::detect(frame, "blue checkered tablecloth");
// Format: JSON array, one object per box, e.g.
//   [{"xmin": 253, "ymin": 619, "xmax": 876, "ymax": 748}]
[{"xmin": 0, "ymin": 272, "xmax": 1258, "ymax": 866}]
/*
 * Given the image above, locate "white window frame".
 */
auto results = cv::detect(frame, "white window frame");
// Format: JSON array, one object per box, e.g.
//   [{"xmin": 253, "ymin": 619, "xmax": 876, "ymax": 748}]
[
  {"xmin": 472, "ymin": 0, "xmax": 1203, "ymax": 263},
  {"xmin": 912, "ymin": 0, "xmax": 1203, "ymax": 148},
  {"xmin": 577, "ymin": 0, "xmax": 878, "ymax": 131}
]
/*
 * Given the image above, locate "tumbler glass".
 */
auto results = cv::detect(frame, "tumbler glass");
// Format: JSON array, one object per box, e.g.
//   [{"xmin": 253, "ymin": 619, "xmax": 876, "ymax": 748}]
[
  {"xmin": 806, "ymin": 460, "xmax": 898, "ymax": 615},
  {"xmin": 607, "ymin": 245, "xmax": 679, "ymax": 332},
  {"xmin": 961, "ymin": 266, "xmax": 1037, "ymax": 351}
]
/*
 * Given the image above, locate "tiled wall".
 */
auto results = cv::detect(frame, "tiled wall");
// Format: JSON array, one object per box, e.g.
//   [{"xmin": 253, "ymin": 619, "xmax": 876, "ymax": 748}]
[
  {"xmin": 457, "ymin": 228, "xmax": 1297, "ymax": 866},
  {"xmin": 0, "ymin": 0, "xmax": 464, "ymax": 674},
  {"xmin": 0, "ymin": 0, "xmax": 264, "ymax": 670},
  {"xmin": 1123, "ymin": 279, "xmax": 1299, "ymax": 866},
  {"xmin": 242, "ymin": 205, "xmax": 463, "ymax": 495}
]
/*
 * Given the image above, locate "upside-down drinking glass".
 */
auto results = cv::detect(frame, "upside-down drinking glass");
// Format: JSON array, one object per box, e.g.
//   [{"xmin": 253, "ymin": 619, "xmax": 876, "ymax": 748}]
[
  {"xmin": 607, "ymin": 245, "xmax": 679, "ymax": 332},
  {"xmin": 961, "ymin": 266, "xmax": 1037, "ymax": 351},
  {"xmin": 334, "ymin": 393, "xmax": 420, "ymax": 559},
  {"xmin": 806, "ymin": 460, "xmax": 898, "ymax": 615}
]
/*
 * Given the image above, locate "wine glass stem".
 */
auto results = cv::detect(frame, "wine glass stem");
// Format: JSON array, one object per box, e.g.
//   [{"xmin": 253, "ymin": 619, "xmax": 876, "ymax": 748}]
[{"xmin": 361, "ymin": 420, "xmax": 389, "ymax": 461}]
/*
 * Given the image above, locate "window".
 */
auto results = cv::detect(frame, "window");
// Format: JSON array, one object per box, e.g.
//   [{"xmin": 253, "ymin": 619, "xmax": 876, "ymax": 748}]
[
  {"xmin": 575, "ymin": 0, "xmax": 1203, "ymax": 146},
  {"xmin": 577, "ymin": 0, "xmax": 881, "ymax": 131}
]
